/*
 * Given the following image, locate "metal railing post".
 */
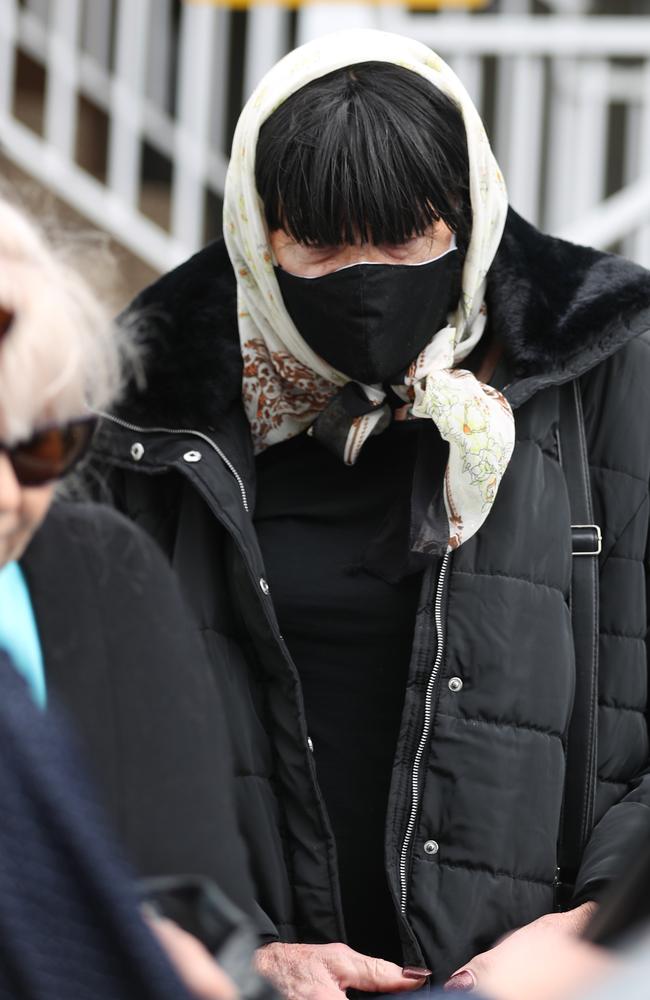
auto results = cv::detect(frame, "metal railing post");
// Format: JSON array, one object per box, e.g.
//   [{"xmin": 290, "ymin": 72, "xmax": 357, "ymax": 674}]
[
  {"xmin": 172, "ymin": 1, "xmax": 219, "ymax": 250},
  {"xmin": 44, "ymin": 0, "xmax": 82, "ymax": 163},
  {"xmin": 107, "ymin": 0, "xmax": 151, "ymax": 210},
  {"xmin": 0, "ymin": 0, "xmax": 18, "ymax": 124}
]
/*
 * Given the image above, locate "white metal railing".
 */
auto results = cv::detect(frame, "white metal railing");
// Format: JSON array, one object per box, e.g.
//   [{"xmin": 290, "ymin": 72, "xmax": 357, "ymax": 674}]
[
  {"xmin": 1, "ymin": 0, "xmax": 650, "ymax": 272},
  {"xmin": 0, "ymin": 0, "xmax": 292, "ymax": 271},
  {"xmin": 350, "ymin": 8, "xmax": 650, "ymax": 261}
]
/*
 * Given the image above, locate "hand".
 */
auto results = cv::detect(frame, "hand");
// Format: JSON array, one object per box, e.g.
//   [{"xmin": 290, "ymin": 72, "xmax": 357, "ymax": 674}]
[
  {"xmin": 255, "ymin": 941, "xmax": 429, "ymax": 1000},
  {"xmin": 146, "ymin": 914, "xmax": 238, "ymax": 1000},
  {"xmin": 443, "ymin": 903, "xmax": 614, "ymax": 1000}
]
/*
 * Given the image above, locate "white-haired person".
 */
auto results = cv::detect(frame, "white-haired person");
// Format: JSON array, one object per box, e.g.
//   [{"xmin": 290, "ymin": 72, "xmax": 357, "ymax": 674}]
[
  {"xmin": 0, "ymin": 196, "xmax": 258, "ymax": 939},
  {"xmin": 90, "ymin": 27, "xmax": 650, "ymax": 1000}
]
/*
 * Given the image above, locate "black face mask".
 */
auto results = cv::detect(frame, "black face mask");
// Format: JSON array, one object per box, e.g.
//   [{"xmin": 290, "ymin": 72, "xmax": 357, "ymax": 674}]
[{"xmin": 274, "ymin": 247, "xmax": 462, "ymax": 385}]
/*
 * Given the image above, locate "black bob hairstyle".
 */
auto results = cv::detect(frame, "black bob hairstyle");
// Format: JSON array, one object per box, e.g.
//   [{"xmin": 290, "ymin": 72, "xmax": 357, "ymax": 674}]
[{"xmin": 255, "ymin": 61, "xmax": 471, "ymax": 250}]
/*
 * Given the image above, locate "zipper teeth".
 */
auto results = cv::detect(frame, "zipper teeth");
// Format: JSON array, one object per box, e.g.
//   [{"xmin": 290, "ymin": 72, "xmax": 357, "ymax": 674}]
[
  {"xmin": 399, "ymin": 551, "xmax": 451, "ymax": 914},
  {"xmin": 95, "ymin": 410, "xmax": 250, "ymax": 513}
]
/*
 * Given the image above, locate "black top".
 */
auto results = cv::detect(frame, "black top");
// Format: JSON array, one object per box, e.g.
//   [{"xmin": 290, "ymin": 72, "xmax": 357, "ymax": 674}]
[
  {"xmin": 255, "ymin": 420, "xmax": 441, "ymax": 962},
  {"xmin": 20, "ymin": 501, "xmax": 258, "ymax": 928}
]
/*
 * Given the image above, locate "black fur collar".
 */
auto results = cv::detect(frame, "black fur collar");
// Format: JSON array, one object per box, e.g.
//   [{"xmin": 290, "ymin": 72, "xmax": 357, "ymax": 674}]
[
  {"xmin": 489, "ymin": 210, "xmax": 650, "ymax": 406},
  {"xmin": 118, "ymin": 238, "xmax": 241, "ymax": 431},
  {"xmin": 116, "ymin": 209, "xmax": 650, "ymax": 430}
]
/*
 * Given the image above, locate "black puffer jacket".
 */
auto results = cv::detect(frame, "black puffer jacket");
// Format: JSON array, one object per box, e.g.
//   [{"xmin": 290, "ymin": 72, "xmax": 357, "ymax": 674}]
[{"xmin": 90, "ymin": 210, "xmax": 650, "ymax": 982}]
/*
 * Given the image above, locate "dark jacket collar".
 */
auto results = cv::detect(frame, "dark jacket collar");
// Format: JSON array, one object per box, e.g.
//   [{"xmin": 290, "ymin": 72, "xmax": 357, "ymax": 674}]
[
  {"xmin": 489, "ymin": 210, "xmax": 650, "ymax": 406},
  {"xmin": 114, "ymin": 208, "xmax": 650, "ymax": 432}
]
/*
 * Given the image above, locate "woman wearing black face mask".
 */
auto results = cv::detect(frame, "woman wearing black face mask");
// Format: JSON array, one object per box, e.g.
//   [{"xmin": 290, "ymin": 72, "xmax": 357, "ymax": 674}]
[{"xmin": 90, "ymin": 28, "xmax": 650, "ymax": 1000}]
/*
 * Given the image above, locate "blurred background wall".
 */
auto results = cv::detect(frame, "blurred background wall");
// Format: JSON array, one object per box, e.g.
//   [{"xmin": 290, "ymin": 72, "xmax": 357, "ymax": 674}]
[{"xmin": 1, "ymin": 0, "xmax": 649, "ymax": 306}]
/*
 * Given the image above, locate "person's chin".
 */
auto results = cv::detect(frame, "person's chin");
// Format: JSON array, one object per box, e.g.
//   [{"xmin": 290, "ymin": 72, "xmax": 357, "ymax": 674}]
[{"xmin": 0, "ymin": 531, "xmax": 30, "ymax": 567}]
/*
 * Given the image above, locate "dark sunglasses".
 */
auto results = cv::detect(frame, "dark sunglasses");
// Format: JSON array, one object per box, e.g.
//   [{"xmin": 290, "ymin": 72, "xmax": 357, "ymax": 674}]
[{"xmin": 1, "ymin": 415, "xmax": 97, "ymax": 487}]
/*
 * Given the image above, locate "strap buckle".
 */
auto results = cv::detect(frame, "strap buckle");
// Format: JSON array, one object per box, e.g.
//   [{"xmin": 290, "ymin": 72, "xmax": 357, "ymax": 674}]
[{"xmin": 571, "ymin": 524, "xmax": 602, "ymax": 557}]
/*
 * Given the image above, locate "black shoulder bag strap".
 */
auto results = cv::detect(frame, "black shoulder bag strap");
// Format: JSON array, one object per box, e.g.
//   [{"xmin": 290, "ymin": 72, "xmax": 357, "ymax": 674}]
[{"xmin": 556, "ymin": 378, "xmax": 601, "ymax": 906}]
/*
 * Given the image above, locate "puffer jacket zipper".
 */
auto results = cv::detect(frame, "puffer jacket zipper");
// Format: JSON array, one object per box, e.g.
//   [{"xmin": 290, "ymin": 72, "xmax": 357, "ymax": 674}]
[
  {"xmin": 399, "ymin": 551, "xmax": 452, "ymax": 913},
  {"xmin": 95, "ymin": 411, "xmax": 250, "ymax": 512}
]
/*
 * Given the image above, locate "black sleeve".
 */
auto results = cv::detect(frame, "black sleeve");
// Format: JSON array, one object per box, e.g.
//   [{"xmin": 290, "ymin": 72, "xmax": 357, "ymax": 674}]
[
  {"xmin": 44, "ymin": 504, "xmax": 260, "ymax": 928},
  {"xmin": 572, "ymin": 506, "xmax": 650, "ymax": 905},
  {"xmin": 0, "ymin": 651, "xmax": 190, "ymax": 1000},
  {"xmin": 572, "ymin": 347, "xmax": 650, "ymax": 906}
]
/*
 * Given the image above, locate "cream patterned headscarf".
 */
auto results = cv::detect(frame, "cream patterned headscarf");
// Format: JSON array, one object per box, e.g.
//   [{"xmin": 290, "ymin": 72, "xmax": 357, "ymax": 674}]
[{"xmin": 223, "ymin": 29, "xmax": 515, "ymax": 552}]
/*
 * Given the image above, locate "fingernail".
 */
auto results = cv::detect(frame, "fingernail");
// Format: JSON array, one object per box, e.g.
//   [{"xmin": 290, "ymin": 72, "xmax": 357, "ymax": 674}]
[
  {"xmin": 443, "ymin": 970, "xmax": 476, "ymax": 992},
  {"xmin": 402, "ymin": 966, "xmax": 432, "ymax": 980}
]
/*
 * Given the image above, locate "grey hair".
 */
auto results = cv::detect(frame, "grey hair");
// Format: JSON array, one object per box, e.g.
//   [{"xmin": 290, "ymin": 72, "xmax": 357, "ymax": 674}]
[{"xmin": 0, "ymin": 198, "xmax": 134, "ymax": 443}]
